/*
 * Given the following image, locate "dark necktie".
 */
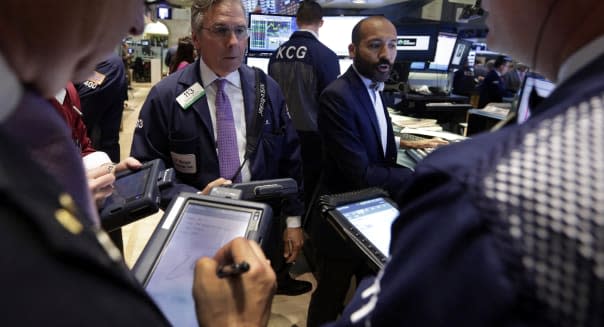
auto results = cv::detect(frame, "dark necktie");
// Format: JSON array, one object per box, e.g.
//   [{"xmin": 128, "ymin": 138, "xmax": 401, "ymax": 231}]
[{"xmin": 214, "ymin": 79, "xmax": 241, "ymax": 183}]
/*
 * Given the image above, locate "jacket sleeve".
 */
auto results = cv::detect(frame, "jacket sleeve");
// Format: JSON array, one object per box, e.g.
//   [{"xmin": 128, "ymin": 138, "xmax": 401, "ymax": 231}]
[
  {"xmin": 272, "ymin": 82, "xmax": 305, "ymax": 218},
  {"xmin": 325, "ymin": 161, "xmax": 516, "ymax": 327},
  {"xmin": 130, "ymin": 86, "xmax": 198, "ymax": 207}
]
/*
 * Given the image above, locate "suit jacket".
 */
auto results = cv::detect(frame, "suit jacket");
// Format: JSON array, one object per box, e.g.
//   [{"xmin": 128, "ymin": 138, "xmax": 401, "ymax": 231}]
[
  {"xmin": 315, "ymin": 67, "xmax": 412, "ymax": 257},
  {"xmin": 502, "ymin": 68, "xmax": 523, "ymax": 93},
  {"xmin": 131, "ymin": 59, "xmax": 303, "ymax": 216},
  {"xmin": 478, "ymin": 69, "xmax": 512, "ymax": 108},
  {"xmin": 318, "ymin": 67, "xmax": 411, "ymax": 195},
  {"xmin": 0, "ymin": 92, "xmax": 168, "ymax": 326},
  {"xmin": 327, "ymin": 52, "xmax": 604, "ymax": 327}
]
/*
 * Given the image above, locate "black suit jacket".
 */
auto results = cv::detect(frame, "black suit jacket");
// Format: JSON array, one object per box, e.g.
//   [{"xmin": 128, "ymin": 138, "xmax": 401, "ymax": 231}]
[
  {"xmin": 318, "ymin": 67, "xmax": 411, "ymax": 195},
  {"xmin": 0, "ymin": 97, "xmax": 168, "ymax": 325},
  {"xmin": 315, "ymin": 67, "xmax": 412, "ymax": 257}
]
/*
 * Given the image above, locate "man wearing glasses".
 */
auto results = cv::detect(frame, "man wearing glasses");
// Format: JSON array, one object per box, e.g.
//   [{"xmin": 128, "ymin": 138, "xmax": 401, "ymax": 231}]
[{"xmin": 131, "ymin": 0, "xmax": 310, "ymax": 295}]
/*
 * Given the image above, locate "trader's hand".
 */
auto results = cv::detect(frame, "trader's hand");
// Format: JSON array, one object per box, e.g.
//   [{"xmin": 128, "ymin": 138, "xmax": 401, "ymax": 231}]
[
  {"xmin": 401, "ymin": 137, "xmax": 448, "ymax": 149},
  {"xmin": 199, "ymin": 178, "xmax": 232, "ymax": 195},
  {"xmin": 87, "ymin": 164, "xmax": 117, "ymax": 208},
  {"xmin": 193, "ymin": 237, "xmax": 276, "ymax": 327},
  {"xmin": 114, "ymin": 157, "xmax": 142, "ymax": 173},
  {"xmin": 283, "ymin": 227, "xmax": 304, "ymax": 263}
]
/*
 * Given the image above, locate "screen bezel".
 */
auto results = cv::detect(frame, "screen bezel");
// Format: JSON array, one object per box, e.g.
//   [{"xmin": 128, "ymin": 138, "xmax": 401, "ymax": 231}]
[
  {"xmin": 515, "ymin": 72, "xmax": 556, "ymax": 124},
  {"xmin": 133, "ymin": 193, "xmax": 272, "ymax": 285},
  {"xmin": 327, "ymin": 196, "xmax": 400, "ymax": 270}
]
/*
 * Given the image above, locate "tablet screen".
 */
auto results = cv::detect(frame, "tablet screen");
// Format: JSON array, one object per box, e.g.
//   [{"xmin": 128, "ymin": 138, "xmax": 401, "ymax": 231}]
[
  {"xmin": 335, "ymin": 197, "xmax": 399, "ymax": 256},
  {"xmin": 145, "ymin": 201, "xmax": 253, "ymax": 327},
  {"xmin": 106, "ymin": 167, "xmax": 151, "ymax": 205}
]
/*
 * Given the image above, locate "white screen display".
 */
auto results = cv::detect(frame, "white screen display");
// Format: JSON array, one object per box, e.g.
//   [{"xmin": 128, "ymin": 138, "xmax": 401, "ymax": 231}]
[
  {"xmin": 516, "ymin": 76, "xmax": 556, "ymax": 124},
  {"xmin": 428, "ymin": 32, "xmax": 457, "ymax": 71},
  {"xmin": 336, "ymin": 197, "xmax": 399, "ymax": 256},
  {"xmin": 319, "ymin": 16, "xmax": 367, "ymax": 56},
  {"xmin": 246, "ymin": 56, "xmax": 270, "ymax": 74},
  {"xmin": 145, "ymin": 202, "xmax": 252, "ymax": 327}
]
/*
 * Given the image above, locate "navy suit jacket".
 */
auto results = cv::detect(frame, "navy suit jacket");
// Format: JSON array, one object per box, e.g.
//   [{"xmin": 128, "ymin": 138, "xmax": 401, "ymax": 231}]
[
  {"xmin": 478, "ymin": 69, "xmax": 512, "ymax": 108},
  {"xmin": 315, "ymin": 67, "xmax": 412, "ymax": 257},
  {"xmin": 131, "ymin": 59, "xmax": 303, "ymax": 216},
  {"xmin": 318, "ymin": 67, "xmax": 412, "ymax": 196},
  {"xmin": 326, "ymin": 52, "xmax": 604, "ymax": 327},
  {"xmin": 0, "ymin": 92, "xmax": 168, "ymax": 325}
]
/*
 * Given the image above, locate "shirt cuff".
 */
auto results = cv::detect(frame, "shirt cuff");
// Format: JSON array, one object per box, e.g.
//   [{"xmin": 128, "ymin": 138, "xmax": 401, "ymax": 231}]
[
  {"xmin": 286, "ymin": 216, "xmax": 302, "ymax": 228},
  {"xmin": 82, "ymin": 151, "xmax": 112, "ymax": 170},
  {"xmin": 395, "ymin": 135, "xmax": 401, "ymax": 150}
]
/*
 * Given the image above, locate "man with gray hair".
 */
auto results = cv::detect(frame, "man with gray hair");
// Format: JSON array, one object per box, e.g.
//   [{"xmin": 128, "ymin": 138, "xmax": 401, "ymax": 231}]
[{"xmin": 131, "ymin": 0, "xmax": 310, "ymax": 295}]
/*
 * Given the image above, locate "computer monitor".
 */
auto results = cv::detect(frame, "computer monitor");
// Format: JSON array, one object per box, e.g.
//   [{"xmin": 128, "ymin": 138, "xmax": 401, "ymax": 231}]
[
  {"xmin": 319, "ymin": 16, "xmax": 367, "ymax": 57},
  {"xmin": 427, "ymin": 32, "xmax": 457, "ymax": 71},
  {"xmin": 516, "ymin": 72, "xmax": 556, "ymax": 124},
  {"xmin": 248, "ymin": 13, "xmax": 297, "ymax": 54},
  {"xmin": 395, "ymin": 23, "xmax": 439, "ymax": 62},
  {"xmin": 157, "ymin": 6, "xmax": 172, "ymax": 20},
  {"xmin": 338, "ymin": 58, "xmax": 353, "ymax": 75},
  {"xmin": 246, "ymin": 56, "xmax": 270, "ymax": 74},
  {"xmin": 449, "ymin": 38, "xmax": 473, "ymax": 70}
]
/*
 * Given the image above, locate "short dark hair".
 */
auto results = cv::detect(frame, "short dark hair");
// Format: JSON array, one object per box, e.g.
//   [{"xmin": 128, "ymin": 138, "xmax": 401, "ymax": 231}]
[
  {"xmin": 296, "ymin": 1, "xmax": 322, "ymax": 25},
  {"xmin": 494, "ymin": 55, "xmax": 511, "ymax": 68}
]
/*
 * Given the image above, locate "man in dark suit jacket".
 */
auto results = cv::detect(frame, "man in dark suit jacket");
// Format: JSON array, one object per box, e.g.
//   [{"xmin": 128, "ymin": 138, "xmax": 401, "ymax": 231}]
[
  {"xmin": 308, "ymin": 16, "xmax": 446, "ymax": 326},
  {"xmin": 131, "ymin": 0, "xmax": 309, "ymax": 295},
  {"xmin": 503, "ymin": 62, "xmax": 528, "ymax": 93},
  {"xmin": 478, "ymin": 55, "xmax": 513, "ymax": 107},
  {"xmin": 0, "ymin": 0, "xmax": 173, "ymax": 324}
]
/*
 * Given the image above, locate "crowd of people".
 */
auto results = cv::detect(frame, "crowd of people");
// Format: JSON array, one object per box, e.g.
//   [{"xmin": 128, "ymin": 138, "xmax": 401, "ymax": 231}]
[{"xmin": 1, "ymin": 0, "xmax": 603, "ymax": 326}]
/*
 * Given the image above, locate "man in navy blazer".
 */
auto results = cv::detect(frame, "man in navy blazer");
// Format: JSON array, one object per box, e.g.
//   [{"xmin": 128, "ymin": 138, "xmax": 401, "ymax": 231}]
[
  {"xmin": 308, "ymin": 16, "xmax": 446, "ymax": 326},
  {"xmin": 478, "ymin": 54, "xmax": 513, "ymax": 107},
  {"xmin": 131, "ymin": 0, "xmax": 309, "ymax": 295}
]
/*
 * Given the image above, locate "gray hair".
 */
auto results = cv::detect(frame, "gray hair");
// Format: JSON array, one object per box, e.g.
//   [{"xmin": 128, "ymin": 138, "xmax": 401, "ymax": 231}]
[{"xmin": 191, "ymin": 0, "xmax": 248, "ymax": 33}]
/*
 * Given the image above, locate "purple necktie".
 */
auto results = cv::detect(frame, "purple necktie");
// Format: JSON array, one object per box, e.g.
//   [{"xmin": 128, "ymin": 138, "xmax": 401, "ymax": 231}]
[{"xmin": 215, "ymin": 79, "xmax": 242, "ymax": 183}]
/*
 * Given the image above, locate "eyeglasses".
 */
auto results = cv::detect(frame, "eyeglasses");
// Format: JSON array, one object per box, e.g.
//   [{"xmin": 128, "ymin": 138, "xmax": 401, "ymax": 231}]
[{"xmin": 201, "ymin": 25, "xmax": 249, "ymax": 40}]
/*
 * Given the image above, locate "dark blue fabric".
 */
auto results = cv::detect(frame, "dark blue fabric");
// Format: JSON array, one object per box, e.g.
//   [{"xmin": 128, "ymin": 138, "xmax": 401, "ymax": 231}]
[
  {"xmin": 76, "ymin": 54, "xmax": 128, "ymax": 162},
  {"xmin": 318, "ymin": 67, "xmax": 412, "ymax": 196},
  {"xmin": 130, "ymin": 59, "xmax": 304, "ymax": 217},
  {"xmin": 0, "ymin": 92, "xmax": 168, "ymax": 325},
  {"xmin": 324, "ymin": 53, "xmax": 604, "ymax": 327},
  {"xmin": 478, "ymin": 69, "xmax": 512, "ymax": 108}
]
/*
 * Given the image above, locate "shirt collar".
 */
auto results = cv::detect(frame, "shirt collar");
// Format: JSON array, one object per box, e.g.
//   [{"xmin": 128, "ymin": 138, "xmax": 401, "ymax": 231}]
[
  {"xmin": 352, "ymin": 64, "xmax": 384, "ymax": 92},
  {"xmin": 558, "ymin": 35, "xmax": 604, "ymax": 84},
  {"xmin": 297, "ymin": 29, "xmax": 319, "ymax": 40},
  {"xmin": 199, "ymin": 57, "xmax": 241, "ymax": 90},
  {"xmin": 0, "ymin": 52, "xmax": 23, "ymax": 122}
]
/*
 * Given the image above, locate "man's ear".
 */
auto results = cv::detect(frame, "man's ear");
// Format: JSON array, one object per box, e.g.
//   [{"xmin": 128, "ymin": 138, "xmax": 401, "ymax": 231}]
[{"xmin": 348, "ymin": 43, "xmax": 356, "ymax": 59}]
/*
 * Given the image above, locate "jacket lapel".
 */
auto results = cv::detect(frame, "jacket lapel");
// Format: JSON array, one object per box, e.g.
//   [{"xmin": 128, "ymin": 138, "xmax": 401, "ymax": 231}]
[
  {"xmin": 177, "ymin": 60, "xmax": 216, "ymax": 145},
  {"xmin": 344, "ymin": 68, "xmax": 385, "ymax": 158}
]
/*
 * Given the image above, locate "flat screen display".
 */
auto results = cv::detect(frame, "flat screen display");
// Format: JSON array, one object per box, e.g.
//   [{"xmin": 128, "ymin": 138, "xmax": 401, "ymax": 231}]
[
  {"xmin": 427, "ymin": 32, "xmax": 457, "ymax": 71},
  {"xmin": 319, "ymin": 16, "xmax": 367, "ymax": 57},
  {"xmin": 104, "ymin": 166, "xmax": 151, "ymax": 206},
  {"xmin": 144, "ymin": 201, "xmax": 254, "ymax": 327},
  {"xmin": 248, "ymin": 14, "xmax": 297, "ymax": 53},
  {"xmin": 246, "ymin": 56, "xmax": 270, "ymax": 74},
  {"xmin": 335, "ymin": 197, "xmax": 399, "ymax": 257},
  {"xmin": 395, "ymin": 23, "xmax": 438, "ymax": 62},
  {"xmin": 449, "ymin": 39, "xmax": 472, "ymax": 69},
  {"xmin": 338, "ymin": 58, "xmax": 353, "ymax": 75},
  {"xmin": 516, "ymin": 74, "xmax": 556, "ymax": 124}
]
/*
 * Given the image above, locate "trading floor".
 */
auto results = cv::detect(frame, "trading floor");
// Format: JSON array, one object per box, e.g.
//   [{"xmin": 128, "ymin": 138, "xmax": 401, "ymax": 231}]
[{"xmin": 119, "ymin": 82, "xmax": 315, "ymax": 327}]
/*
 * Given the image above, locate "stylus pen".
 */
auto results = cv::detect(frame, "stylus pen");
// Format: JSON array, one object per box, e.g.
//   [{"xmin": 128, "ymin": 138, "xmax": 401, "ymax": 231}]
[{"xmin": 217, "ymin": 261, "xmax": 250, "ymax": 278}]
